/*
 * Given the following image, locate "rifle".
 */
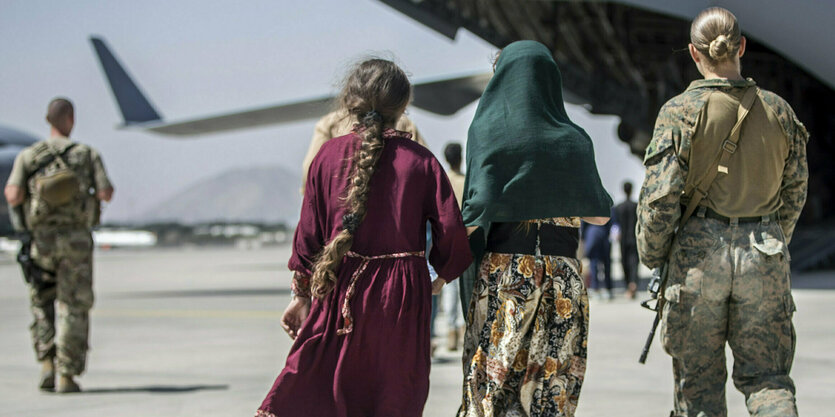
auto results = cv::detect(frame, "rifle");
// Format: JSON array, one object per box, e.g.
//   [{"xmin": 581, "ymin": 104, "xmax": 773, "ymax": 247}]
[
  {"xmin": 12, "ymin": 205, "xmax": 55, "ymax": 291},
  {"xmin": 638, "ymin": 263, "xmax": 668, "ymax": 364}
]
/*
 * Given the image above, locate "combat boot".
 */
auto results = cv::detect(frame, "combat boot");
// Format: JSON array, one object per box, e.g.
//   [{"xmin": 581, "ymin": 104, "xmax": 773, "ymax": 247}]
[
  {"xmin": 38, "ymin": 359, "xmax": 55, "ymax": 391},
  {"xmin": 56, "ymin": 374, "xmax": 81, "ymax": 393}
]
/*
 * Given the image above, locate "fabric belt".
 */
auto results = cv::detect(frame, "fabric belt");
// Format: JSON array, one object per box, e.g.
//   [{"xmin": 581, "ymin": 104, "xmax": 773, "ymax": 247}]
[
  {"xmin": 486, "ymin": 222, "xmax": 578, "ymax": 257},
  {"xmin": 338, "ymin": 250, "xmax": 425, "ymax": 335},
  {"xmin": 687, "ymin": 205, "xmax": 778, "ymax": 225}
]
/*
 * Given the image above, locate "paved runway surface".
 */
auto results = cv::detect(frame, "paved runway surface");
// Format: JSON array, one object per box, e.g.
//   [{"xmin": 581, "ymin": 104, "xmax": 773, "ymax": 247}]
[{"xmin": 1, "ymin": 246, "xmax": 832, "ymax": 416}]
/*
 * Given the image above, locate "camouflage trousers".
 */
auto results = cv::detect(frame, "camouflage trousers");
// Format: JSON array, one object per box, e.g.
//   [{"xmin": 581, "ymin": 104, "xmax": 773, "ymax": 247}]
[
  {"xmin": 660, "ymin": 216, "xmax": 798, "ymax": 417},
  {"xmin": 28, "ymin": 228, "xmax": 94, "ymax": 376}
]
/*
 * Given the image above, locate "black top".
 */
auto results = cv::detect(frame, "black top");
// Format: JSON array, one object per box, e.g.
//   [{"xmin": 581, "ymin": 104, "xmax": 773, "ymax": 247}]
[{"xmin": 613, "ymin": 199, "xmax": 638, "ymax": 247}]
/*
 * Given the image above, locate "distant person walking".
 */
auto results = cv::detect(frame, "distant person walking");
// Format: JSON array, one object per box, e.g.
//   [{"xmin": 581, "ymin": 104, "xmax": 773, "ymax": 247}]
[
  {"xmin": 4, "ymin": 98, "xmax": 114, "ymax": 393},
  {"xmin": 441, "ymin": 142, "xmax": 465, "ymax": 350},
  {"xmin": 458, "ymin": 41, "xmax": 612, "ymax": 417},
  {"xmin": 637, "ymin": 7, "xmax": 808, "ymax": 416},
  {"xmin": 256, "ymin": 59, "xmax": 471, "ymax": 417},
  {"xmin": 612, "ymin": 181, "xmax": 639, "ymax": 298},
  {"xmin": 581, "ymin": 219, "xmax": 613, "ymax": 300},
  {"xmin": 300, "ymin": 108, "xmax": 426, "ymax": 193}
]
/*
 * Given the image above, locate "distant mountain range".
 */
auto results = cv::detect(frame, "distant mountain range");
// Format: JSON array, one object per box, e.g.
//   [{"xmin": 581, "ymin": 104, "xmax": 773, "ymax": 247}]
[{"xmin": 139, "ymin": 165, "xmax": 302, "ymax": 225}]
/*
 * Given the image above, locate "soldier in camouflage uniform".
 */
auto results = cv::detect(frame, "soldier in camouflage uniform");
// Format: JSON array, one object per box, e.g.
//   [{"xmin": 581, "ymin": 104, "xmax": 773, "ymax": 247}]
[
  {"xmin": 636, "ymin": 8, "xmax": 807, "ymax": 417},
  {"xmin": 4, "ymin": 98, "xmax": 114, "ymax": 393}
]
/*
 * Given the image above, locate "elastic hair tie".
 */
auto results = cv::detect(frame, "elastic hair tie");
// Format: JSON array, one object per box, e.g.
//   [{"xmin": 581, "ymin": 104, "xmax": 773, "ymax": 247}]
[
  {"xmin": 364, "ymin": 110, "xmax": 382, "ymax": 123},
  {"xmin": 342, "ymin": 212, "xmax": 360, "ymax": 234}
]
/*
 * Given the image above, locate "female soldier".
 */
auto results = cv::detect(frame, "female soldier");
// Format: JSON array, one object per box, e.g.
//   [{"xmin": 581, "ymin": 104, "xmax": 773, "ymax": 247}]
[
  {"xmin": 256, "ymin": 58, "xmax": 472, "ymax": 417},
  {"xmin": 636, "ymin": 7, "xmax": 808, "ymax": 417},
  {"xmin": 458, "ymin": 40, "xmax": 612, "ymax": 417}
]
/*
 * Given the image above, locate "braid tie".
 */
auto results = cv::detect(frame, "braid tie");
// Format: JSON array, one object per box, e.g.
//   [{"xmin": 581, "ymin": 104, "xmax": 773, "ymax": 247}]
[
  {"xmin": 342, "ymin": 212, "xmax": 360, "ymax": 234},
  {"xmin": 363, "ymin": 110, "xmax": 382, "ymax": 124}
]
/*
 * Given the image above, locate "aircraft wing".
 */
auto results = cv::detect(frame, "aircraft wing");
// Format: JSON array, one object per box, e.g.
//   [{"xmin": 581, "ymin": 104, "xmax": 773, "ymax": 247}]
[
  {"xmin": 138, "ymin": 96, "xmax": 334, "ymax": 136},
  {"xmin": 411, "ymin": 72, "xmax": 491, "ymax": 116},
  {"xmin": 91, "ymin": 36, "xmax": 490, "ymax": 137}
]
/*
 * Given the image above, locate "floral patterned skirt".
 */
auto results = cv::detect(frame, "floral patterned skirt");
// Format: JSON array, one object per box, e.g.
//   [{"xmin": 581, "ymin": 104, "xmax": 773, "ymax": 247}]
[{"xmin": 458, "ymin": 252, "xmax": 589, "ymax": 417}]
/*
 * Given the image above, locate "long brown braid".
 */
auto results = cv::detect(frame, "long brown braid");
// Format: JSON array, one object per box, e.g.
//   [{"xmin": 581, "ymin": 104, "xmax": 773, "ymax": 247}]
[{"xmin": 310, "ymin": 59, "xmax": 411, "ymax": 298}]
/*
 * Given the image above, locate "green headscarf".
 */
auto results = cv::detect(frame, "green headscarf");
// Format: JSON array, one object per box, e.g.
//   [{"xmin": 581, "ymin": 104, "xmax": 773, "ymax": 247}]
[{"xmin": 462, "ymin": 40, "xmax": 613, "ymax": 233}]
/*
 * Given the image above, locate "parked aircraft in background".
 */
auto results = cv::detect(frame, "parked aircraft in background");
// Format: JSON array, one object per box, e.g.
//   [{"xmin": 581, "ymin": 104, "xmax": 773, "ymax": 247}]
[
  {"xmin": 90, "ymin": 36, "xmax": 490, "ymax": 137},
  {"xmin": 90, "ymin": 0, "xmax": 833, "ymax": 226},
  {"xmin": 0, "ymin": 126, "xmax": 39, "ymax": 234},
  {"xmin": 86, "ymin": 1, "xmax": 835, "ymax": 270}
]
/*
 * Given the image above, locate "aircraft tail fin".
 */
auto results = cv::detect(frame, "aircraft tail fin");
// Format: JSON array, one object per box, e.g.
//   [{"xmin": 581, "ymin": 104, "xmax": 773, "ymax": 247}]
[{"xmin": 89, "ymin": 36, "xmax": 162, "ymax": 125}]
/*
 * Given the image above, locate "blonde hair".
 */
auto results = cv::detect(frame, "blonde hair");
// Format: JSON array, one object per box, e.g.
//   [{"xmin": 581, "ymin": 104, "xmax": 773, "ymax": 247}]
[
  {"xmin": 309, "ymin": 59, "xmax": 411, "ymax": 298},
  {"xmin": 690, "ymin": 7, "xmax": 741, "ymax": 64}
]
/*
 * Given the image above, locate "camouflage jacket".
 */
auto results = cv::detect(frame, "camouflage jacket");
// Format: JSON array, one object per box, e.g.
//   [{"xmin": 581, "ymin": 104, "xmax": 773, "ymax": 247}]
[{"xmin": 636, "ymin": 78, "xmax": 809, "ymax": 268}]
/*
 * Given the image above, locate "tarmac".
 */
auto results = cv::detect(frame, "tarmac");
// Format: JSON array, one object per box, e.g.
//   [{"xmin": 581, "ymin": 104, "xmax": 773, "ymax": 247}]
[{"xmin": 0, "ymin": 246, "xmax": 833, "ymax": 416}]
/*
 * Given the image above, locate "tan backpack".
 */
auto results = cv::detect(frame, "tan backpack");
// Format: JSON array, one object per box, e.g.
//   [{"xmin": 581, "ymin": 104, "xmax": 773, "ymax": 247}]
[
  {"xmin": 26, "ymin": 143, "xmax": 87, "ymax": 227},
  {"xmin": 35, "ymin": 146, "xmax": 81, "ymax": 206}
]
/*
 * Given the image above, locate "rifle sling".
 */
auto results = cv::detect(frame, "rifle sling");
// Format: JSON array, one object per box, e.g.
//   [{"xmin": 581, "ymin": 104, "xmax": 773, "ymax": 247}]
[
  {"xmin": 657, "ymin": 87, "xmax": 758, "ymax": 308},
  {"xmin": 680, "ymin": 87, "xmax": 758, "ymax": 229}
]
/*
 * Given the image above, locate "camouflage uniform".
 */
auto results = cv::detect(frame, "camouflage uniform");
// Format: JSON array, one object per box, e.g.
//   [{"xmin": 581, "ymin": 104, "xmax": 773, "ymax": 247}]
[
  {"xmin": 636, "ymin": 79, "xmax": 808, "ymax": 417},
  {"xmin": 7, "ymin": 136, "xmax": 112, "ymax": 376}
]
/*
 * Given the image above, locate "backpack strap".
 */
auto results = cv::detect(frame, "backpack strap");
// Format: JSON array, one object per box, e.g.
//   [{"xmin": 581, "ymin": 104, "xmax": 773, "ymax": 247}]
[
  {"xmin": 31, "ymin": 143, "xmax": 77, "ymax": 175},
  {"xmin": 679, "ymin": 86, "xmax": 758, "ymax": 228}
]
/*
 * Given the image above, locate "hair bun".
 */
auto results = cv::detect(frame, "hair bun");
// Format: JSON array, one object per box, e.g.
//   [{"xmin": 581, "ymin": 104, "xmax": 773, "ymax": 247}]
[{"xmin": 709, "ymin": 34, "xmax": 731, "ymax": 60}]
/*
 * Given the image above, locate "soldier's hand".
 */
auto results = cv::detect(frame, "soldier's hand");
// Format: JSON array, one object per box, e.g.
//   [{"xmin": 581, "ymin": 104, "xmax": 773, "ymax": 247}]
[
  {"xmin": 281, "ymin": 296, "xmax": 311, "ymax": 339},
  {"xmin": 97, "ymin": 186, "xmax": 114, "ymax": 202}
]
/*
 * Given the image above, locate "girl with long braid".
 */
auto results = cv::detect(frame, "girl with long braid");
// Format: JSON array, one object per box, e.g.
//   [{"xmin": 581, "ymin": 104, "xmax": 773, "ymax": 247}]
[{"xmin": 256, "ymin": 59, "xmax": 472, "ymax": 417}]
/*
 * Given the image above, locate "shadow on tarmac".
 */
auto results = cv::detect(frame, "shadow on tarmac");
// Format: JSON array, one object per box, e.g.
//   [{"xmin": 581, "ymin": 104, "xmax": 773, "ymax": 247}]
[
  {"xmin": 431, "ymin": 357, "xmax": 455, "ymax": 365},
  {"xmin": 633, "ymin": 274, "xmax": 835, "ymax": 291},
  {"xmin": 113, "ymin": 288, "xmax": 291, "ymax": 299},
  {"xmin": 212, "ymin": 263, "xmax": 287, "ymax": 272},
  {"xmin": 78, "ymin": 384, "xmax": 229, "ymax": 394}
]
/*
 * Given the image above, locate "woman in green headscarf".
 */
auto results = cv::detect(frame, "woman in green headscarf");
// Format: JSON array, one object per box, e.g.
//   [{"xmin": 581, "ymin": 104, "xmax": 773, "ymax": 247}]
[{"xmin": 458, "ymin": 40, "xmax": 612, "ymax": 417}]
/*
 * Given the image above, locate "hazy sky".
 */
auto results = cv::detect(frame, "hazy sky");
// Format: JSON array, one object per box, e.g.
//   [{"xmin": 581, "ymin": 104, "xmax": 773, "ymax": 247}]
[{"xmin": 0, "ymin": 0, "xmax": 645, "ymax": 223}]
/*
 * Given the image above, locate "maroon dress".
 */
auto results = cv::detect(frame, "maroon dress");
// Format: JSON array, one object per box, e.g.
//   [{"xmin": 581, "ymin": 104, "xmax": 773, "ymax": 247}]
[{"xmin": 257, "ymin": 129, "xmax": 472, "ymax": 417}]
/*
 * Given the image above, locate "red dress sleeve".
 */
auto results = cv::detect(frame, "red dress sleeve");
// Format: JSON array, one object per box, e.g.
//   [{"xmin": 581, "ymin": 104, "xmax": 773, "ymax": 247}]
[
  {"xmin": 425, "ymin": 157, "xmax": 473, "ymax": 282},
  {"xmin": 288, "ymin": 153, "xmax": 328, "ymax": 295}
]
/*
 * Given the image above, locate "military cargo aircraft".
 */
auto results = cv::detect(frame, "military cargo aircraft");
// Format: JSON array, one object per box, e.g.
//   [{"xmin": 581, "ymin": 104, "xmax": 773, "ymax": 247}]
[
  {"xmin": 90, "ymin": 1, "xmax": 832, "ymax": 224},
  {"xmin": 84, "ymin": 1, "xmax": 834, "ymax": 269},
  {"xmin": 89, "ymin": 37, "xmax": 491, "ymax": 136},
  {"xmin": 375, "ymin": 0, "xmax": 833, "ymax": 215}
]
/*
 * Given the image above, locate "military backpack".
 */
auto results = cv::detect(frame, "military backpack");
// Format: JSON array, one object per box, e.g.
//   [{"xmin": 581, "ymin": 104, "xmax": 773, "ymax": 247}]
[{"xmin": 25, "ymin": 142, "xmax": 93, "ymax": 228}]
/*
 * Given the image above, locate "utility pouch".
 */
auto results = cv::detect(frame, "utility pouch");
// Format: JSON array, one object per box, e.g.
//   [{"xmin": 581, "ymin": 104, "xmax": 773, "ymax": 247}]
[
  {"xmin": 35, "ymin": 144, "xmax": 82, "ymax": 206},
  {"xmin": 35, "ymin": 168, "xmax": 81, "ymax": 206}
]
